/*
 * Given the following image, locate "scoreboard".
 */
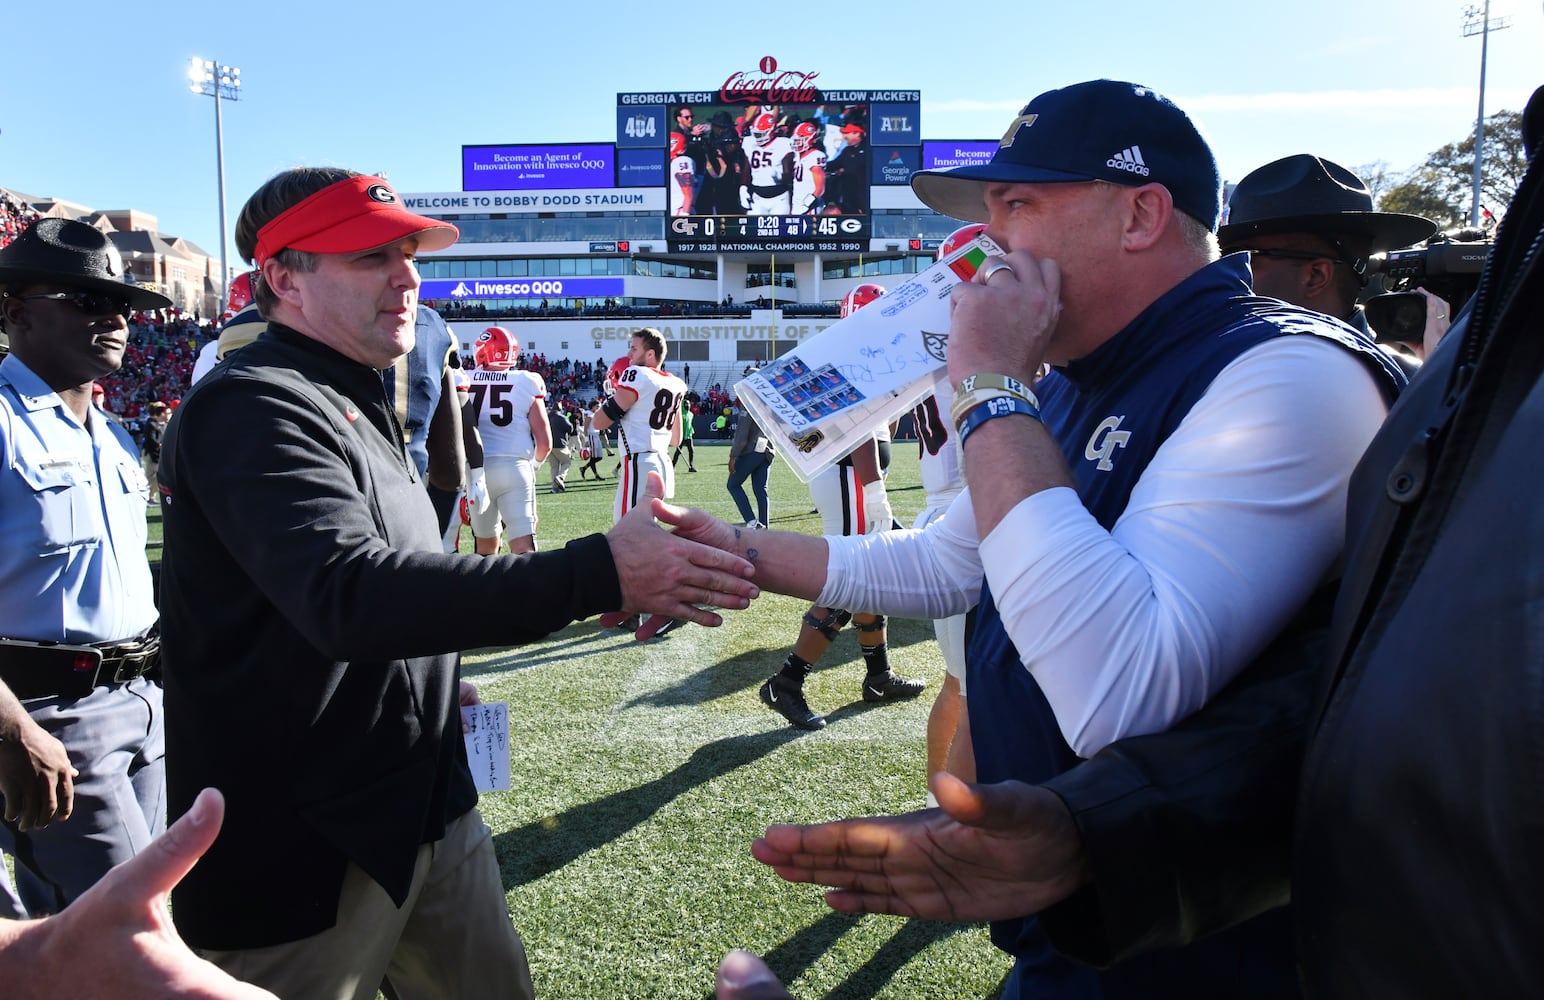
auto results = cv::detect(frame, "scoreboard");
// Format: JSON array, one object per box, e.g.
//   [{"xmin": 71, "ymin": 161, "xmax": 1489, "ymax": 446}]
[
  {"xmin": 619, "ymin": 57, "xmax": 920, "ymax": 254},
  {"xmin": 666, "ymin": 213, "xmax": 868, "ymax": 253}
]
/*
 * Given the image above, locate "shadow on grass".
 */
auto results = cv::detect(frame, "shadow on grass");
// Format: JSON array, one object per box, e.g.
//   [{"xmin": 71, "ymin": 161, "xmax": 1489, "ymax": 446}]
[
  {"xmin": 623, "ymin": 646, "xmax": 788, "ymax": 708},
  {"xmin": 737, "ymin": 912, "xmax": 976, "ymax": 1000},
  {"xmin": 462, "ymin": 624, "xmax": 642, "ymax": 676},
  {"xmin": 823, "ymin": 918, "xmax": 976, "ymax": 1000},
  {"xmin": 622, "ymin": 618, "xmax": 937, "ymax": 714},
  {"xmin": 494, "ymin": 728, "xmax": 804, "ymax": 889}
]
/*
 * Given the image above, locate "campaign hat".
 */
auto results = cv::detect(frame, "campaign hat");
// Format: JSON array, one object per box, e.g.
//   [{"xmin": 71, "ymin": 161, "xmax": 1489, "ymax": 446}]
[
  {"xmin": 911, "ymin": 79, "xmax": 1222, "ymax": 229},
  {"xmin": 1218, "ymin": 154, "xmax": 1437, "ymax": 252},
  {"xmin": 0, "ymin": 218, "xmax": 172, "ymax": 310}
]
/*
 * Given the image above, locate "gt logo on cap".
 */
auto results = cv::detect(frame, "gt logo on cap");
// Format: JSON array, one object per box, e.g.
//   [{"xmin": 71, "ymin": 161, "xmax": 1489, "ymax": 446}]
[
  {"xmin": 366, "ymin": 184, "xmax": 397, "ymax": 204},
  {"xmin": 999, "ymin": 114, "xmax": 1038, "ymax": 148}
]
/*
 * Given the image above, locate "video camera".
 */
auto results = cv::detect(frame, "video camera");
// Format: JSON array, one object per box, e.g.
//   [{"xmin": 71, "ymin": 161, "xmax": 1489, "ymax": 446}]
[{"xmin": 1362, "ymin": 229, "xmax": 1492, "ymax": 345}]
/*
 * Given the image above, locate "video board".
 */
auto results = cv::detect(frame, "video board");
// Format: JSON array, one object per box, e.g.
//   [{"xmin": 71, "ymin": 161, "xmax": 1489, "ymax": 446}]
[
  {"xmin": 619, "ymin": 56, "xmax": 920, "ymax": 253},
  {"xmin": 463, "ymin": 144, "xmax": 616, "ymax": 192}
]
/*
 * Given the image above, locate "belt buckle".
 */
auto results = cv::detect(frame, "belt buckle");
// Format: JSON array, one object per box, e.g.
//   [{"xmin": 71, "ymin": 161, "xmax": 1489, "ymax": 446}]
[
  {"xmin": 102, "ymin": 638, "xmax": 158, "ymax": 685},
  {"xmin": 110, "ymin": 650, "xmax": 147, "ymax": 684}
]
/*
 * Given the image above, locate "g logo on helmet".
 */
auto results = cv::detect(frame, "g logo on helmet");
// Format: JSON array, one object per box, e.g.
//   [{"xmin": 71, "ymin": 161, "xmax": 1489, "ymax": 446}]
[{"xmin": 366, "ymin": 184, "xmax": 397, "ymax": 204}]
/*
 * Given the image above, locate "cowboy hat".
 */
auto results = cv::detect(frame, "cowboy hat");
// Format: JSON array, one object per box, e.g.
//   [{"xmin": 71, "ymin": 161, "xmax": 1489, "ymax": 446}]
[
  {"xmin": 0, "ymin": 218, "xmax": 172, "ymax": 310},
  {"xmin": 1218, "ymin": 154, "xmax": 1436, "ymax": 252}
]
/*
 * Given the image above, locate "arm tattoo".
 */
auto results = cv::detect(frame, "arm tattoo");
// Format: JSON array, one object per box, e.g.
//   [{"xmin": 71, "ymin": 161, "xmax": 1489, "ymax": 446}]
[{"xmin": 732, "ymin": 527, "xmax": 759, "ymax": 562}]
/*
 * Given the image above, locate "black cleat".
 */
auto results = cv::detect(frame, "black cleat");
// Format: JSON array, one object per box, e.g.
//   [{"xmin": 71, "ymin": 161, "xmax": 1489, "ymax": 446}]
[
  {"xmin": 862, "ymin": 671, "xmax": 927, "ymax": 703},
  {"xmin": 760, "ymin": 675, "xmax": 826, "ymax": 730},
  {"xmin": 634, "ymin": 614, "xmax": 685, "ymax": 641},
  {"xmin": 651, "ymin": 617, "xmax": 687, "ymax": 638}
]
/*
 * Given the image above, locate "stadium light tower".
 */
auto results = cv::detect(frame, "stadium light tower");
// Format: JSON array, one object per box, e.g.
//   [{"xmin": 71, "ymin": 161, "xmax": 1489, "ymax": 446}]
[
  {"xmin": 1462, "ymin": 2, "xmax": 1511, "ymax": 227},
  {"xmin": 188, "ymin": 57, "xmax": 241, "ymax": 310}
]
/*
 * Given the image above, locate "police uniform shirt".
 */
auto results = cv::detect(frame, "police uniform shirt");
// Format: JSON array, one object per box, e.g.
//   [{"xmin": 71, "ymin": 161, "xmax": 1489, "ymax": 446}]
[{"xmin": 0, "ymin": 354, "xmax": 155, "ymax": 644}]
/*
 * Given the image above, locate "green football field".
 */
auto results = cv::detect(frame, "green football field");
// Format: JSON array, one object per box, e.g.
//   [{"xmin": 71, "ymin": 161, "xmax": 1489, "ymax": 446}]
[{"xmin": 149, "ymin": 440, "xmax": 1010, "ymax": 998}]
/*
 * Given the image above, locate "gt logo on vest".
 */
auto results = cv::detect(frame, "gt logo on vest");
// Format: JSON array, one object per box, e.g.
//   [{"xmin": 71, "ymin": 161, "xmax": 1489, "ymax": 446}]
[{"xmin": 1085, "ymin": 415, "xmax": 1132, "ymax": 472}]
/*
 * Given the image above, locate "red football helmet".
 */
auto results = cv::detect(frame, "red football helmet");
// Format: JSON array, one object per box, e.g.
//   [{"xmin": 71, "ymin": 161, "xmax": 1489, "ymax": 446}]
[
  {"xmin": 606, "ymin": 356, "xmax": 631, "ymax": 391},
  {"xmin": 749, "ymin": 112, "xmax": 777, "ymax": 146},
  {"xmin": 669, "ymin": 131, "xmax": 687, "ymax": 159},
  {"xmin": 792, "ymin": 122, "xmax": 819, "ymax": 153},
  {"xmin": 224, "ymin": 271, "xmax": 255, "ymax": 316},
  {"xmin": 475, "ymin": 326, "xmax": 517, "ymax": 370},
  {"xmin": 937, "ymin": 223, "xmax": 988, "ymax": 261},
  {"xmin": 840, "ymin": 283, "xmax": 886, "ymax": 319}
]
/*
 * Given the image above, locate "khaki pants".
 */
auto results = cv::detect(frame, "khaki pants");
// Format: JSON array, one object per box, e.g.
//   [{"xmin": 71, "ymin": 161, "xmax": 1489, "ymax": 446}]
[
  {"xmin": 143, "ymin": 455, "xmax": 160, "ymax": 503},
  {"xmin": 202, "ymin": 809, "xmax": 533, "ymax": 1000}
]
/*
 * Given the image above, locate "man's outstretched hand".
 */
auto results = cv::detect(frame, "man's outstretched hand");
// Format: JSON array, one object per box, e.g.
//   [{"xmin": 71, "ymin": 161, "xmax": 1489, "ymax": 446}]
[
  {"xmin": 7, "ymin": 787, "xmax": 280, "ymax": 999},
  {"xmin": 608, "ymin": 471, "xmax": 759, "ymax": 625},
  {"xmin": 751, "ymin": 773, "xmax": 1089, "ymax": 922}
]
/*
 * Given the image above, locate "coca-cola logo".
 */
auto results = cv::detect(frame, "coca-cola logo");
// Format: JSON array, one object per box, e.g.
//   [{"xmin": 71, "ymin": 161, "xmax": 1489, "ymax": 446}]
[{"xmin": 720, "ymin": 55, "xmax": 821, "ymax": 105}]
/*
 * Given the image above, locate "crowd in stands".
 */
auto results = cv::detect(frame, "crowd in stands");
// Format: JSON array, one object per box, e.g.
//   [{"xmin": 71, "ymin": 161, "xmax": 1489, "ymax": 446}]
[
  {"xmin": 97, "ymin": 315, "xmax": 216, "ymax": 442},
  {"xmin": 505, "ymin": 353, "xmax": 604, "ymax": 419},
  {"xmin": 1, "ymin": 191, "xmax": 42, "ymax": 250}
]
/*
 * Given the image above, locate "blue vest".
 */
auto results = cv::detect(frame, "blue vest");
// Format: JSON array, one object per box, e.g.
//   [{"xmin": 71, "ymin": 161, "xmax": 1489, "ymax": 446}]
[
  {"xmin": 382, "ymin": 305, "xmax": 454, "ymax": 479},
  {"xmin": 968, "ymin": 256, "xmax": 1403, "ymax": 999}
]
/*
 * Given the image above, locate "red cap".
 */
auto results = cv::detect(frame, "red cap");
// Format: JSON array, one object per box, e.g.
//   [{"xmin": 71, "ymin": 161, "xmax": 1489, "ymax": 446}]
[{"xmin": 253, "ymin": 175, "xmax": 459, "ymax": 267}]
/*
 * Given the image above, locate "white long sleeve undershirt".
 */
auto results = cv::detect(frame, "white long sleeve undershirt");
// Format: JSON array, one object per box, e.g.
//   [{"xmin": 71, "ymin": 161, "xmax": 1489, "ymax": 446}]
[{"xmin": 818, "ymin": 336, "xmax": 1389, "ymax": 756}]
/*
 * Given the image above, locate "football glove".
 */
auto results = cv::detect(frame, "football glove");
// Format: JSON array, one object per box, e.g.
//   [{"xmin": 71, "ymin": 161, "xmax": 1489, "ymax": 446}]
[{"xmin": 466, "ymin": 467, "xmax": 491, "ymax": 515}]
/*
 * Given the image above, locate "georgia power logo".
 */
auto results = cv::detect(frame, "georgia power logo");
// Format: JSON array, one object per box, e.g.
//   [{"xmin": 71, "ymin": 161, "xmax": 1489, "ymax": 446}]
[{"xmin": 366, "ymin": 184, "xmax": 398, "ymax": 204}]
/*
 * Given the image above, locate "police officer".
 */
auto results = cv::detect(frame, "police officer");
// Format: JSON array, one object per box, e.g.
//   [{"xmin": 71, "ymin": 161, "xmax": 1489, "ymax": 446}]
[
  {"xmin": 1218, "ymin": 154, "xmax": 1438, "ymax": 340},
  {"xmin": 0, "ymin": 218, "xmax": 171, "ymax": 916}
]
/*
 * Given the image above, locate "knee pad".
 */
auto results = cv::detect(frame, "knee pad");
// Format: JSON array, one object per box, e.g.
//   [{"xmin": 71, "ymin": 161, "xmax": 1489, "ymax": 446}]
[
  {"xmin": 802, "ymin": 607, "xmax": 853, "ymax": 641},
  {"xmin": 854, "ymin": 613, "xmax": 886, "ymax": 638}
]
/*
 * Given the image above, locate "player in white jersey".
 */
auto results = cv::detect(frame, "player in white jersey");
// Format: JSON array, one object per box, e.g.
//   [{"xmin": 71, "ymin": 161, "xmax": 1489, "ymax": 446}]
[
  {"xmin": 593, "ymin": 328, "xmax": 686, "ymax": 522},
  {"xmin": 591, "ymin": 328, "xmax": 688, "ymax": 639},
  {"xmin": 759, "ymin": 283, "xmax": 924, "ymax": 731},
  {"xmin": 464, "ymin": 326, "xmax": 552, "ymax": 555},
  {"xmin": 790, "ymin": 122, "xmax": 827, "ymax": 215},
  {"xmin": 742, "ymin": 112, "xmax": 794, "ymax": 215},
  {"xmin": 669, "ymin": 131, "xmax": 695, "ymax": 217}
]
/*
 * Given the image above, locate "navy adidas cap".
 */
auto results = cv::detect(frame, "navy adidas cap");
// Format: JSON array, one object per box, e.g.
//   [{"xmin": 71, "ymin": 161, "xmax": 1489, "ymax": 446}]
[{"xmin": 911, "ymin": 80, "xmax": 1223, "ymax": 231}]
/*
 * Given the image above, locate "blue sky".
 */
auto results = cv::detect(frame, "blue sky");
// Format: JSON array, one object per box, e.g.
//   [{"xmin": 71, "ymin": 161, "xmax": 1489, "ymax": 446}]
[{"xmin": 4, "ymin": 0, "xmax": 1539, "ymax": 266}]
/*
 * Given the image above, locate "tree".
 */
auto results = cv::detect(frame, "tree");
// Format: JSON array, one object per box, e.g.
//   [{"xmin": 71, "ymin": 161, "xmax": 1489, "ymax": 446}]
[
  {"xmin": 1377, "ymin": 110, "xmax": 1524, "ymax": 230},
  {"xmin": 1352, "ymin": 161, "xmax": 1396, "ymax": 206}
]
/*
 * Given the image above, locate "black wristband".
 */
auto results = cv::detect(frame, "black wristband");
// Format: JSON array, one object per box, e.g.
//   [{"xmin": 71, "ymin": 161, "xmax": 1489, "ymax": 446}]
[{"xmin": 601, "ymin": 397, "xmax": 625, "ymax": 421}]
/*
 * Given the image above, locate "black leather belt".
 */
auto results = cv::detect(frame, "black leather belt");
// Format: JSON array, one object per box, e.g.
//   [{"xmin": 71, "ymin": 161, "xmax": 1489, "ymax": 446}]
[{"xmin": 0, "ymin": 626, "xmax": 160, "ymax": 700}]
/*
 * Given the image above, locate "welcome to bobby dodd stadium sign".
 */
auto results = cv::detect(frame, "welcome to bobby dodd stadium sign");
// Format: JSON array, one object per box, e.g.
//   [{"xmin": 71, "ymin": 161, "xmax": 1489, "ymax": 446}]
[
  {"xmin": 401, "ymin": 189, "xmax": 665, "ymax": 212},
  {"xmin": 420, "ymin": 277, "xmax": 626, "ymax": 300}
]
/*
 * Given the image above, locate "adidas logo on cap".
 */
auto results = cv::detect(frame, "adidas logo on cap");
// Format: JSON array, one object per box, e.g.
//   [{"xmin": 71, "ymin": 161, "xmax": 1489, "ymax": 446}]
[{"xmin": 1107, "ymin": 146, "xmax": 1150, "ymax": 176}]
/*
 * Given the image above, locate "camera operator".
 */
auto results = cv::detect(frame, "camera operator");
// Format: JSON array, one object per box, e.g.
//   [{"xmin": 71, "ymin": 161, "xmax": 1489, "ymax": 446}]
[
  {"xmin": 1363, "ymin": 228, "xmax": 1495, "ymax": 361},
  {"xmin": 1218, "ymin": 155, "xmax": 1440, "ymax": 369}
]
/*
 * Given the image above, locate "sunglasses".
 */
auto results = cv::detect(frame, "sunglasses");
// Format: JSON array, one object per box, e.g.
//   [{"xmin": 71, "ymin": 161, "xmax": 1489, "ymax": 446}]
[
  {"xmin": 1223, "ymin": 246, "xmax": 1366, "ymax": 274},
  {"xmin": 10, "ymin": 290, "xmax": 134, "ymax": 319}
]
